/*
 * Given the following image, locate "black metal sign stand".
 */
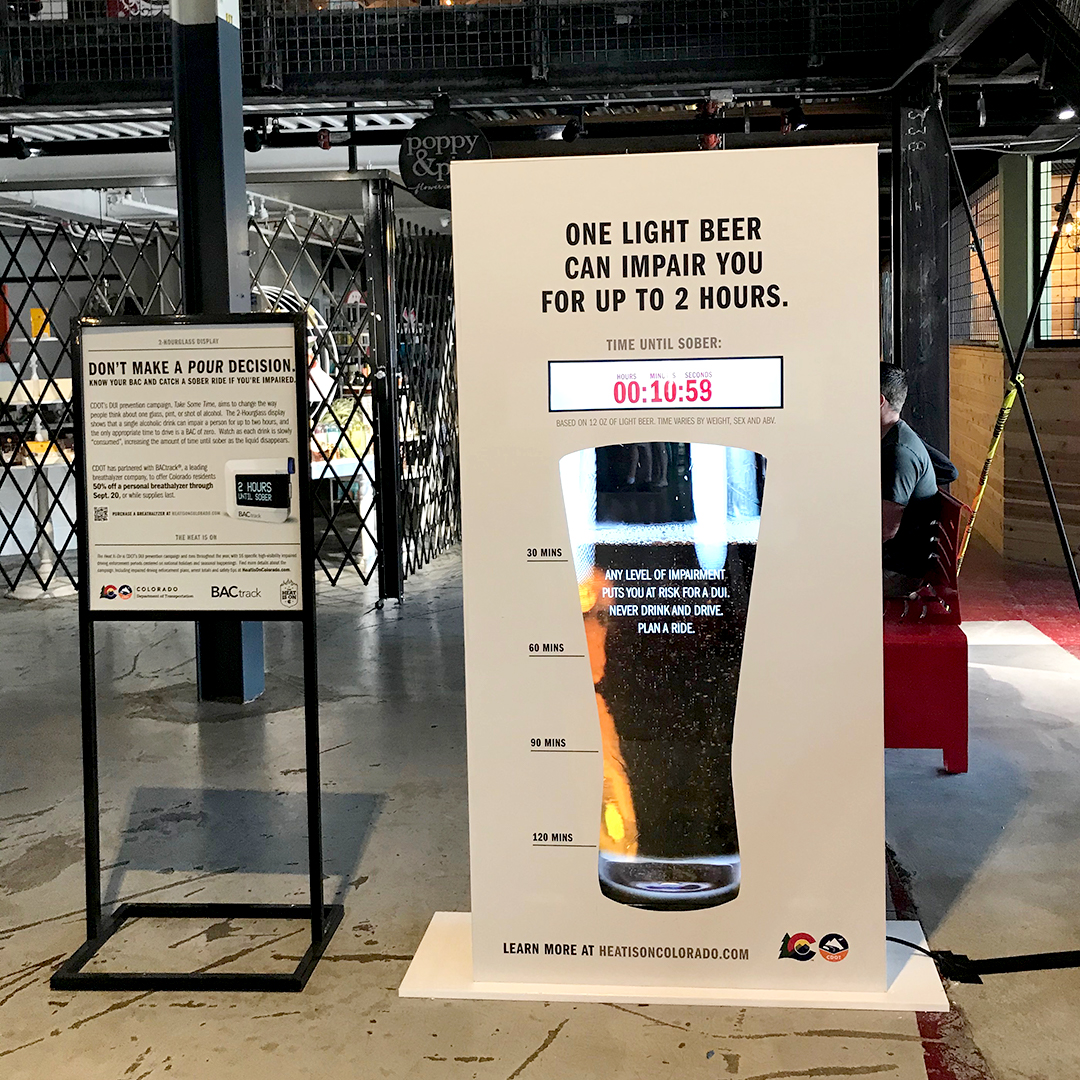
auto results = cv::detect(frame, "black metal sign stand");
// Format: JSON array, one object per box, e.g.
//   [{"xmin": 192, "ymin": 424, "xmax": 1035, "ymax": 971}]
[{"xmin": 51, "ymin": 314, "xmax": 343, "ymax": 992}]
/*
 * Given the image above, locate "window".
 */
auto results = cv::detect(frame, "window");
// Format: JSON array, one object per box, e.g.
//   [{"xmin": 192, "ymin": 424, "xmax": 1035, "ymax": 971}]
[
  {"xmin": 1035, "ymin": 157, "xmax": 1080, "ymax": 344},
  {"xmin": 949, "ymin": 175, "xmax": 1000, "ymax": 344}
]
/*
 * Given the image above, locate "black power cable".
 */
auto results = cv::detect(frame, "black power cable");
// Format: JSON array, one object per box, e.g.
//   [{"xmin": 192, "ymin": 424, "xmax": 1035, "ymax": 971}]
[{"xmin": 887, "ymin": 935, "xmax": 1080, "ymax": 984}]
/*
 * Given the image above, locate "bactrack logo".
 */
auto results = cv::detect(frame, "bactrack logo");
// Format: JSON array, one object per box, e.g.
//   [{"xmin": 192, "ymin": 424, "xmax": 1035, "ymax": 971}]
[
  {"xmin": 210, "ymin": 585, "xmax": 262, "ymax": 599},
  {"xmin": 778, "ymin": 932, "xmax": 816, "ymax": 961}
]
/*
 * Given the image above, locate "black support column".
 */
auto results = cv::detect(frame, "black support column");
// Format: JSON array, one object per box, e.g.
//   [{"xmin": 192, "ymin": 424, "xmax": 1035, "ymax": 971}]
[
  {"xmin": 364, "ymin": 178, "xmax": 404, "ymax": 601},
  {"xmin": 892, "ymin": 68, "xmax": 951, "ymax": 452},
  {"xmin": 173, "ymin": 0, "xmax": 265, "ymax": 702}
]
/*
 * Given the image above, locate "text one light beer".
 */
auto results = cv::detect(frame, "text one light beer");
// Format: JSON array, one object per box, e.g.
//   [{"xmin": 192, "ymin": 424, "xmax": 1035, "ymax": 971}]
[{"xmin": 561, "ymin": 442, "xmax": 765, "ymax": 910}]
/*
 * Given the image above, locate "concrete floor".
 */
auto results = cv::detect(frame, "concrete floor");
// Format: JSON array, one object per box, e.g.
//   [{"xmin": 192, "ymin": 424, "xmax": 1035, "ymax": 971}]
[
  {"xmin": 887, "ymin": 620, "xmax": 1080, "ymax": 1080},
  {"xmin": 0, "ymin": 548, "xmax": 1077, "ymax": 1079}
]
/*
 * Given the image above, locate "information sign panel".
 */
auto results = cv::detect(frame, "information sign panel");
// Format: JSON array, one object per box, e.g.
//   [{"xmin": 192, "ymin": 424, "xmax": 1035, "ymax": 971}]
[
  {"xmin": 450, "ymin": 146, "xmax": 886, "ymax": 995},
  {"xmin": 77, "ymin": 316, "xmax": 307, "ymax": 615},
  {"xmin": 57, "ymin": 314, "xmax": 342, "ymax": 993}
]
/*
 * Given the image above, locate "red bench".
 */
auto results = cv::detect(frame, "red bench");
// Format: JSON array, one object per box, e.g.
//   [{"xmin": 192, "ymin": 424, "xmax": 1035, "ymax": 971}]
[{"xmin": 883, "ymin": 490, "xmax": 969, "ymax": 773}]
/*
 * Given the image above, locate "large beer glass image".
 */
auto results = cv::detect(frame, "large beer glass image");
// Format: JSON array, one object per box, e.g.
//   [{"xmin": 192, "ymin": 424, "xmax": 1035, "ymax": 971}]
[{"xmin": 560, "ymin": 442, "xmax": 765, "ymax": 910}]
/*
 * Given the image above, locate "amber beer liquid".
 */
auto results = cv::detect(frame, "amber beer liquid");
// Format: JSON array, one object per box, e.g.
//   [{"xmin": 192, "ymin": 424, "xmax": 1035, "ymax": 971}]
[{"xmin": 560, "ymin": 442, "xmax": 765, "ymax": 910}]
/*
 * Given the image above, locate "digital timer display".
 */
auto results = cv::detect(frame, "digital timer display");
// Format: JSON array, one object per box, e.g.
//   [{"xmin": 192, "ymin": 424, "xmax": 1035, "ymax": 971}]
[
  {"xmin": 548, "ymin": 356, "xmax": 783, "ymax": 412},
  {"xmin": 235, "ymin": 474, "xmax": 291, "ymax": 508}
]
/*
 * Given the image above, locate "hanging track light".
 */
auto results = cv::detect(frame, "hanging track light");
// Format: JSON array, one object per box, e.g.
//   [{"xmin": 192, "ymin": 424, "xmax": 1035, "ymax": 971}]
[{"xmin": 787, "ymin": 102, "xmax": 808, "ymax": 132}]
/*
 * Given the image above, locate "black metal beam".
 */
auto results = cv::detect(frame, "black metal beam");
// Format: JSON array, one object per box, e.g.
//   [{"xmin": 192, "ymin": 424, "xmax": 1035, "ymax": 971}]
[
  {"xmin": 1, "ymin": 87, "xmax": 1057, "ymax": 160},
  {"xmin": 364, "ymin": 178, "xmax": 403, "ymax": 602},
  {"xmin": 924, "ymin": 0, "xmax": 1022, "ymax": 63},
  {"xmin": 1027, "ymin": 0, "xmax": 1080, "ymax": 117},
  {"xmin": 892, "ymin": 69, "xmax": 952, "ymax": 451}
]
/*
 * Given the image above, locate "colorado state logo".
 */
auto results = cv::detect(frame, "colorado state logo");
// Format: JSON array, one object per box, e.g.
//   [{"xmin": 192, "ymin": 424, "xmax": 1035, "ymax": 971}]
[
  {"xmin": 819, "ymin": 933, "xmax": 850, "ymax": 962},
  {"xmin": 778, "ymin": 932, "xmax": 816, "ymax": 961},
  {"xmin": 100, "ymin": 584, "xmax": 118, "ymax": 600}
]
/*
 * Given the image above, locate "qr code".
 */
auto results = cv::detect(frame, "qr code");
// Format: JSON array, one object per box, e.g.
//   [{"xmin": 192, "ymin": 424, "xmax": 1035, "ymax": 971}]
[{"xmin": 94, "ymin": 506, "xmax": 108, "ymax": 522}]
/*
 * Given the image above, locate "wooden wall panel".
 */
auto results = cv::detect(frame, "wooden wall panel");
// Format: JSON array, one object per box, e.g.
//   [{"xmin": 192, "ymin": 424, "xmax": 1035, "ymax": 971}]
[
  {"xmin": 949, "ymin": 343, "xmax": 1006, "ymax": 553},
  {"xmin": 1003, "ymin": 348, "xmax": 1080, "ymax": 566}
]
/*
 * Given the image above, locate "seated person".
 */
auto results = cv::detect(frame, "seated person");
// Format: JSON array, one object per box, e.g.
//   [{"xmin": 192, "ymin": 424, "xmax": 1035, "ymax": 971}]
[
  {"xmin": 880, "ymin": 363, "xmax": 940, "ymax": 598},
  {"xmin": 923, "ymin": 441, "xmax": 958, "ymax": 487}
]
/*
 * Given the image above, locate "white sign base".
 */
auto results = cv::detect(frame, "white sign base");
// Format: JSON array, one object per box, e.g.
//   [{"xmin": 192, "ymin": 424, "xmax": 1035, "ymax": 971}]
[{"xmin": 400, "ymin": 916, "xmax": 947, "ymax": 1012}]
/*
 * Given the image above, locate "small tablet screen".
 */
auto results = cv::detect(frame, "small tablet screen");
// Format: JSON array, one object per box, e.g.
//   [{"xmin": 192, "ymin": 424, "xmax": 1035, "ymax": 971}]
[{"xmin": 235, "ymin": 474, "xmax": 290, "ymax": 508}]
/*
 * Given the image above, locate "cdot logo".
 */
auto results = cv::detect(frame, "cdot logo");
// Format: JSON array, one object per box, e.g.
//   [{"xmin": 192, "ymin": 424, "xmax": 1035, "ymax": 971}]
[
  {"xmin": 118, "ymin": 584, "xmax": 133, "ymax": 599},
  {"xmin": 210, "ymin": 584, "xmax": 262, "ymax": 599},
  {"xmin": 778, "ymin": 932, "xmax": 816, "ymax": 961},
  {"xmin": 819, "ymin": 934, "xmax": 850, "ymax": 962},
  {"xmin": 100, "ymin": 584, "xmax": 118, "ymax": 600}
]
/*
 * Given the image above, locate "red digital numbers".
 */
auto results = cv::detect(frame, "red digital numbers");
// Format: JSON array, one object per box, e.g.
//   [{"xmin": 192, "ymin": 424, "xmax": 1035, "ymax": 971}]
[
  {"xmin": 612, "ymin": 381, "xmax": 644, "ymax": 404},
  {"xmin": 612, "ymin": 377, "xmax": 714, "ymax": 406}
]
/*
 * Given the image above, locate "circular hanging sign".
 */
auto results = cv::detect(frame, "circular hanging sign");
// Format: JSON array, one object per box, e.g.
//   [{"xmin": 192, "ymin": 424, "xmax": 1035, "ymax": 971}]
[{"xmin": 399, "ymin": 104, "xmax": 491, "ymax": 211}]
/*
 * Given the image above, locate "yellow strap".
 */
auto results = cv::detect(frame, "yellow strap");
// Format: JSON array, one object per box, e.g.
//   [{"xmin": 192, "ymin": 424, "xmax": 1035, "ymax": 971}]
[{"xmin": 957, "ymin": 374, "xmax": 1021, "ymax": 570}]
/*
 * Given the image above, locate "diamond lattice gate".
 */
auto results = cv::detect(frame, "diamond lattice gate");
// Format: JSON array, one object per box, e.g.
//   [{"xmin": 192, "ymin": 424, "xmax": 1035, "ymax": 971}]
[
  {"xmin": 395, "ymin": 219, "xmax": 459, "ymax": 579},
  {"xmin": 0, "ymin": 216, "xmax": 182, "ymax": 595},
  {"xmin": 248, "ymin": 206, "xmax": 382, "ymax": 587},
  {"xmin": 0, "ymin": 188, "xmax": 460, "ymax": 598}
]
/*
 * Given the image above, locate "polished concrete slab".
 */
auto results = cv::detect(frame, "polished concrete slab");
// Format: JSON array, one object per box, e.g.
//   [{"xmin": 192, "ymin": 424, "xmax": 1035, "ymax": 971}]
[
  {"xmin": 887, "ymin": 619, "xmax": 1080, "ymax": 1080},
  {"xmin": 0, "ymin": 550, "xmax": 1078, "ymax": 1078}
]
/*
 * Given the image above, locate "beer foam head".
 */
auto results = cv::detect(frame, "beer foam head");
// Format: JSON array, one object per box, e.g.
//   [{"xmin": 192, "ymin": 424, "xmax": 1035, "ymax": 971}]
[{"xmin": 559, "ymin": 443, "xmax": 765, "ymax": 582}]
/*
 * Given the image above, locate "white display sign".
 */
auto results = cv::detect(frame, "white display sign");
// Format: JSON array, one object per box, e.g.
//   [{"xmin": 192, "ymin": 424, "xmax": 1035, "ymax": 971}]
[
  {"xmin": 79, "ymin": 319, "xmax": 304, "ymax": 614},
  {"xmin": 447, "ymin": 146, "xmax": 886, "ymax": 996}
]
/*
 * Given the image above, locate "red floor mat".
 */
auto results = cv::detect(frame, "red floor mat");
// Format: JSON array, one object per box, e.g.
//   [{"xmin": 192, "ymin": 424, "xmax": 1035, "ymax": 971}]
[{"xmin": 959, "ymin": 535, "xmax": 1080, "ymax": 658}]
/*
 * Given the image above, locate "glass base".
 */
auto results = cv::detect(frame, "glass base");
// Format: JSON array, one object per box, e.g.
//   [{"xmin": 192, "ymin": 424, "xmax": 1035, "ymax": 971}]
[{"xmin": 599, "ymin": 852, "xmax": 741, "ymax": 911}]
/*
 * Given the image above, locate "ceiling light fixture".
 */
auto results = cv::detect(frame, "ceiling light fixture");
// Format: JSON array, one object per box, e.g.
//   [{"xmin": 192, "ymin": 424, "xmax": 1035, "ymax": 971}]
[
  {"xmin": 4, "ymin": 136, "xmax": 31, "ymax": 160},
  {"xmin": 562, "ymin": 112, "xmax": 585, "ymax": 142},
  {"xmin": 787, "ymin": 102, "xmax": 808, "ymax": 132}
]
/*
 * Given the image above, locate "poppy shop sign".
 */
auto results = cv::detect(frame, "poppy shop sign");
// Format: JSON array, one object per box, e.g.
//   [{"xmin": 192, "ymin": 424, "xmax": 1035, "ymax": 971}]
[{"xmin": 399, "ymin": 106, "xmax": 491, "ymax": 210}]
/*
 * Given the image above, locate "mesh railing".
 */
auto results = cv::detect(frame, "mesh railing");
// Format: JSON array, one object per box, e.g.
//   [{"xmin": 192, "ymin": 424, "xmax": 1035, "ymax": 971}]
[
  {"xmin": 2, "ymin": 0, "xmax": 904, "ymax": 99},
  {"xmin": 275, "ymin": 5, "xmax": 533, "ymax": 77},
  {"xmin": 543, "ymin": 0, "xmax": 900, "ymax": 66},
  {"xmin": 13, "ymin": 8, "xmax": 172, "ymax": 94},
  {"xmin": 394, "ymin": 219, "xmax": 458, "ymax": 577},
  {"xmin": 948, "ymin": 175, "xmax": 1000, "ymax": 344}
]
